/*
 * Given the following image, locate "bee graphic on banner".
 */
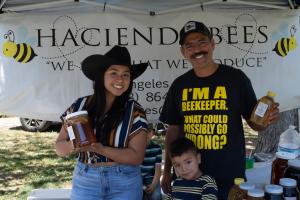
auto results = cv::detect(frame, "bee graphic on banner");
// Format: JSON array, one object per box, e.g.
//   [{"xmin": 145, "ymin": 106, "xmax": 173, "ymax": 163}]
[
  {"xmin": 2, "ymin": 27, "xmax": 37, "ymax": 63},
  {"xmin": 272, "ymin": 23, "xmax": 297, "ymax": 57}
]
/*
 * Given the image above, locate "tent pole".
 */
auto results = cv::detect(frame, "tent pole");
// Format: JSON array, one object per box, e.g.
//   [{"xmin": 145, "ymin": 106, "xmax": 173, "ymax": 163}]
[
  {"xmin": 228, "ymin": 0, "xmax": 290, "ymax": 10},
  {"xmin": 2, "ymin": 0, "xmax": 74, "ymax": 12},
  {"xmin": 157, "ymin": 0, "xmax": 222, "ymax": 15},
  {"xmin": 288, "ymin": 0, "xmax": 295, "ymax": 9},
  {"xmin": 298, "ymin": 108, "xmax": 300, "ymax": 132},
  {"xmin": 157, "ymin": 3, "xmax": 202, "ymax": 15},
  {"xmin": 0, "ymin": 0, "xmax": 7, "ymax": 10},
  {"xmin": 80, "ymin": 0, "xmax": 148, "ymax": 14}
]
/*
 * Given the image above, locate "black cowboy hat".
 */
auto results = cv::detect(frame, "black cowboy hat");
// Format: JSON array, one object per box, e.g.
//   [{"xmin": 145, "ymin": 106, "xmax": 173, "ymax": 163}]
[{"xmin": 82, "ymin": 46, "xmax": 148, "ymax": 80}]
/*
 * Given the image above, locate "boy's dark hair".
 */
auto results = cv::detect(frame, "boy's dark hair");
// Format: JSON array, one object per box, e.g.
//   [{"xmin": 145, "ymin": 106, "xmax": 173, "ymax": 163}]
[{"xmin": 170, "ymin": 138, "xmax": 199, "ymax": 158}]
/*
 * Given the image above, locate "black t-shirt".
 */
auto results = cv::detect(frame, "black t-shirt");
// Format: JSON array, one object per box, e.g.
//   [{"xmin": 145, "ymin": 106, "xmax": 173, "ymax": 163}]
[{"xmin": 159, "ymin": 64, "xmax": 257, "ymax": 199}]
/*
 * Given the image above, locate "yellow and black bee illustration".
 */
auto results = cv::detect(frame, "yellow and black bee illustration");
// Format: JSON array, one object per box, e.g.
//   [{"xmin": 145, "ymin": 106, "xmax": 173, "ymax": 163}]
[
  {"xmin": 2, "ymin": 30, "xmax": 37, "ymax": 63},
  {"xmin": 273, "ymin": 25, "xmax": 297, "ymax": 57}
]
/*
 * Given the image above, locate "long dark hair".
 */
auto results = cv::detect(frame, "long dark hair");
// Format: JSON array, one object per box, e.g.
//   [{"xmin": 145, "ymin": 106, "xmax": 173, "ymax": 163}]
[{"xmin": 86, "ymin": 66, "xmax": 133, "ymax": 146}]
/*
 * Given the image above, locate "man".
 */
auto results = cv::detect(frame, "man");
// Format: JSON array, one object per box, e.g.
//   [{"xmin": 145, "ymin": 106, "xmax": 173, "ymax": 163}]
[{"xmin": 159, "ymin": 21, "xmax": 279, "ymax": 199}]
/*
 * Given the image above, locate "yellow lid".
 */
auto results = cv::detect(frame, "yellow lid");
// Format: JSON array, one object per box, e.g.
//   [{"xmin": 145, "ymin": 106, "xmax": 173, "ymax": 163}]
[
  {"xmin": 267, "ymin": 91, "xmax": 276, "ymax": 98},
  {"xmin": 234, "ymin": 178, "xmax": 245, "ymax": 185}
]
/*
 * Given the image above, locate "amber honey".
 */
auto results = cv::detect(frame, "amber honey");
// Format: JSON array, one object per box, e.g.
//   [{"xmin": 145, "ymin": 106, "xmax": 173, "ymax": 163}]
[
  {"xmin": 271, "ymin": 152, "xmax": 297, "ymax": 185},
  {"xmin": 228, "ymin": 179, "xmax": 254, "ymax": 200},
  {"xmin": 250, "ymin": 91, "xmax": 276, "ymax": 127},
  {"xmin": 66, "ymin": 110, "xmax": 96, "ymax": 148}
]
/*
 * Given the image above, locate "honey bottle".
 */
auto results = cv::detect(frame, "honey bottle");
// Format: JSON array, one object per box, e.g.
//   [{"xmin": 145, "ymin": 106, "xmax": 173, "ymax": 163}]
[
  {"xmin": 65, "ymin": 110, "xmax": 96, "ymax": 148},
  {"xmin": 271, "ymin": 152, "xmax": 297, "ymax": 185},
  {"xmin": 228, "ymin": 178, "xmax": 245, "ymax": 200},
  {"xmin": 228, "ymin": 179, "xmax": 255, "ymax": 200},
  {"xmin": 250, "ymin": 91, "xmax": 276, "ymax": 127}
]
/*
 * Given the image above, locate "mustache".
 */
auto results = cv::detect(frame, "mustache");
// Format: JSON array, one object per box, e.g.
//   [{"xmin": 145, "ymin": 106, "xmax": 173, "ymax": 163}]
[{"xmin": 191, "ymin": 52, "xmax": 207, "ymax": 59}]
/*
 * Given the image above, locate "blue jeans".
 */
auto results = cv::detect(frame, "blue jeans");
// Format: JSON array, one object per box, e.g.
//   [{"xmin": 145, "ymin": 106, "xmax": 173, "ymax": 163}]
[{"xmin": 71, "ymin": 161, "xmax": 143, "ymax": 200}]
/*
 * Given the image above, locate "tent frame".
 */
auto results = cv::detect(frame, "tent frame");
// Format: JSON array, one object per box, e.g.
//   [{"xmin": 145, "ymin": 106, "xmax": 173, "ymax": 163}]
[{"xmin": 0, "ymin": 0, "xmax": 297, "ymax": 14}]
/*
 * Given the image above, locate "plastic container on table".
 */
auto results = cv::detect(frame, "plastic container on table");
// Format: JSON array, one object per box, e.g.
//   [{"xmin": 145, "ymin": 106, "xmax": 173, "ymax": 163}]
[
  {"xmin": 265, "ymin": 184, "xmax": 284, "ymax": 200},
  {"xmin": 284, "ymin": 159, "xmax": 300, "ymax": 191},
  {"xmin": 247, "ymin": 188, "xmax": 265, "ymax": 200},
  {"xmin": 279, "ymin": 178, "xmax": 299, "ymax": 200}
]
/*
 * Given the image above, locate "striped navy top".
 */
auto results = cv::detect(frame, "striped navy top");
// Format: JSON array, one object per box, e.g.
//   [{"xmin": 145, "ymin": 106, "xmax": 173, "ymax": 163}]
[
  {"xmin": 167, "ymin": 175, "xmax": 218, "ymax": 200},
  {"xmin": 61, "ymin": 95, "xmax": 148, "ymax": 164},
  {"xmin": 140, "ymin": 140, "xmax": 162, "ymax": 182}
]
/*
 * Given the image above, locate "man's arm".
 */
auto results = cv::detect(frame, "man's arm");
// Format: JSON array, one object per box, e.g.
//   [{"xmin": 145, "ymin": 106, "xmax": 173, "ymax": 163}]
[{"xmin": 161, "ymin": 125, "xmax": 181, "ymax": 194}]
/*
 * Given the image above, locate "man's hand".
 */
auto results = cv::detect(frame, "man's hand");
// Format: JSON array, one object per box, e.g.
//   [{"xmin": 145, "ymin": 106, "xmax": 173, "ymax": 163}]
[{"xmin": 267, "ymin": 102, "xmax": 280, "ymax": 126}]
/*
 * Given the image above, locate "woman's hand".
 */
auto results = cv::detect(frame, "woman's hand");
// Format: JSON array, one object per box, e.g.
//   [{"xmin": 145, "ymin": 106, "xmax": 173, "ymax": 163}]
[
  {"xmin": 56, "ymin": 124, "xmax": 75, "ymax": 157},
  {"xmin": 90, "ymin": 143, "xmax": 105, "ymax": 154},
  {"xmin": 77, "ymin": 142, "xmax": 105, "ymax": 154},
  {"xmin": 77, "ymin": 130, "xmax": 147, "ymax": 165}
]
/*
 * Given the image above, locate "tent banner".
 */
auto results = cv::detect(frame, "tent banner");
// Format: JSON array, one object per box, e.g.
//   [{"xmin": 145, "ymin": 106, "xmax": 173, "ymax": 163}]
[{"xmin": 0, "ymin": 10, "xmax": 300, "ymax": 121}]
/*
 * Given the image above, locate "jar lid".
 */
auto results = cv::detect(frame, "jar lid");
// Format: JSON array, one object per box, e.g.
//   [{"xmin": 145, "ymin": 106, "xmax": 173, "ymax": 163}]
[
  {"xmin": 239, "ymin": 182, "xmax": 255, "ymax": 190},
  {"xmin": 267, "ymin": 91, "xmax": 276, "ymax": 97},
  {"xmin": 279, "ymin": 178, "xmax": 297, "ymax": 187},
  {"xmin": 65, "ymin": 110, "xmax": 88, "ymax": 119},
  {"xmin": 247, "ymin": 189, "xmax": 265, "ymax": 197},
  {"xmin": 288, "ymin": 159, "xmax": 300, "ymax": 168},
  {"xmin": 234, "ymin": 178, "xmax": 245, "ymax": 185},
  {"xmin": 276, "ymin": 151, "xmax": 297, "ymax": 160},
  {"xmin": 265, "ymin": 184, "xmax": 283, "ymax": 194}
]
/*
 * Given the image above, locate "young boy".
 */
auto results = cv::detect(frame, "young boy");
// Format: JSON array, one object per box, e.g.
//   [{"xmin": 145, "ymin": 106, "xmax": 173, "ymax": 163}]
[
  {"xmin": 167, "ymin": 138, "xmax": 218, "ymax": 200},
  {"xmin": 140, "ymin": 124, "xmax": 162, "ymax": 200}
]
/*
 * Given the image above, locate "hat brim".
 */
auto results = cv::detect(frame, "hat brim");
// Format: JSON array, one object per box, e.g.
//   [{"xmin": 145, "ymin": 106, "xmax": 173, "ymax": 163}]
[{"xmin": 81, "ymin": 54, "xmax": 148, "ymax": 80}]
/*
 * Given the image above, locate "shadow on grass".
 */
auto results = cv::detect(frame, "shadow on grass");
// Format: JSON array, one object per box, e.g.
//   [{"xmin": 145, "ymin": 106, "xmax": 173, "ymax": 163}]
[
  {"xmin": 0, "ymin": 130, "xmax": 76, "ymax": 199},
  {"xmin": 9, "ymin": 123, "xmax": 62, "ymax": 133},
  {"xmin": 9, "ymin": 126, "xmax": 23, "ymax": 131}
]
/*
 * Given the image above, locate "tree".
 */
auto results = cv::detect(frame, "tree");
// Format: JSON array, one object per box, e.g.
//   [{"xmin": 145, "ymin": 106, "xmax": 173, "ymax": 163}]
[{"xmin": 255, "ymin": 108, "xmax": 299, "ymax": 153}]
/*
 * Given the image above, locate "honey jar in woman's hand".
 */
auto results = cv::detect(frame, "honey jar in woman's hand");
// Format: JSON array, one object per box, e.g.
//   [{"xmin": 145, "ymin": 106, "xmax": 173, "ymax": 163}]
[{"xmin": 65, "ymin": 111, "xmax": 96, "ymax": 148}]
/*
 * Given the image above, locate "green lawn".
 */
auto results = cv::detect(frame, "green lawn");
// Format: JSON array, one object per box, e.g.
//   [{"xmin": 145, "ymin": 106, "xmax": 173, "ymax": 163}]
[
  {"xmin": 0, "ymin": 127, "xmax": 75, "ymax": 200},
  {"xmin": 0, "ymin": 121, "xmax": 256, "ymax": 200}
]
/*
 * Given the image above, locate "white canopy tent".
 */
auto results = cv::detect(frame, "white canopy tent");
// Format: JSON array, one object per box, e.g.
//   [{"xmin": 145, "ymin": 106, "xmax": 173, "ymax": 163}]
[
  {"xmin": 0, "ymin": 0, "xmax": 298, "ymax": 14},
  {"xmin": 1, "ymin": 0, "xmax": 300, "ymax": 130}
]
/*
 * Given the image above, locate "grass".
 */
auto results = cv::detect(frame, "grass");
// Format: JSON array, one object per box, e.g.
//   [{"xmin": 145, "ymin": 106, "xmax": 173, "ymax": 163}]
[
  {"xmin": 0, "ymin": 126, "xmax": 75, "ymax": 200},
  {"xmin": 0, "ymin": 120, "xmax": 258, "ymax": 200}
]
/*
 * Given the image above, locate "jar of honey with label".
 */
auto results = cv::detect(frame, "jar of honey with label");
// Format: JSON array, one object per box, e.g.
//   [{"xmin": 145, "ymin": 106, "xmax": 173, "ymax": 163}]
[
  {"xmin": 250, "ymin": 91, "xmax": 276, "ymax": 127},
  {"xmin": 65, "ymin": 110, "xmax": 96, "ymax": 148}
]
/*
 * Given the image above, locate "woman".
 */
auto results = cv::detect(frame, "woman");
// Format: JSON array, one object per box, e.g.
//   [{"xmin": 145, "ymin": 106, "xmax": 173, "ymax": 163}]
[{"xmin": 55, "ymin": 45, "xmax": 149, "ymax": 200}]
